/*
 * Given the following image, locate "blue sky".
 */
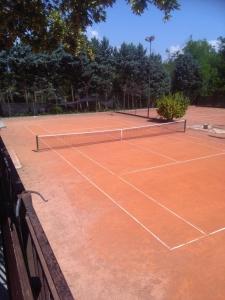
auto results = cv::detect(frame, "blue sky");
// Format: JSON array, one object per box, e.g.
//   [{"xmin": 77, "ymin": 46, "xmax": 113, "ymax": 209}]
[{"xmin": 86, "ymin": 0, "xmax": 225, "ymax": 60}]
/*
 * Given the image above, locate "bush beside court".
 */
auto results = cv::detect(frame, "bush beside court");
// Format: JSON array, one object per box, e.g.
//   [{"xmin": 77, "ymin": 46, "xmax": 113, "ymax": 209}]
[{"xmin": 156, "ymin": 93, "xmax": 189, "ymax": 121}]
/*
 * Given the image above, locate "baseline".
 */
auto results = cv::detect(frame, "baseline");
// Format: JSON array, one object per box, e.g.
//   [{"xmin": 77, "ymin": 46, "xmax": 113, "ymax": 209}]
[{"xmin": 35, "ymin": 123, "xmax": 206, "ymax": 237}]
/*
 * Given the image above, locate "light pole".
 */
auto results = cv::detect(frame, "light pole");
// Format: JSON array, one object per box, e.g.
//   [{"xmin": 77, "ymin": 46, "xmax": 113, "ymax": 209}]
[{"xmin": 145, "ymin": 35, "xmax": 155, "ymax": 118}]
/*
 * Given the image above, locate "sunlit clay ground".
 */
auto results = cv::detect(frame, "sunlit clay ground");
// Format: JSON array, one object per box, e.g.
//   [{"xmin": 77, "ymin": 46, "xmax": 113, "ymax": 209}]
[{"xmin": 2, "ymin": 106, "xmax": 225, "ymax": 300}]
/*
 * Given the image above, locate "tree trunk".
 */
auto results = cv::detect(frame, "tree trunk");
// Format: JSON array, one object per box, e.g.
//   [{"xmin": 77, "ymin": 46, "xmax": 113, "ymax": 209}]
[
  {"xmin": 25, "ymin": 89, "xmax": 28, "ymax": 104},
  {"xmin": 123, "ymin": 90, "xmax": 125, "ymax": 110},
  {"xmin": 71, "ymin": 85, "xmax": 74, "ymax": 102}
]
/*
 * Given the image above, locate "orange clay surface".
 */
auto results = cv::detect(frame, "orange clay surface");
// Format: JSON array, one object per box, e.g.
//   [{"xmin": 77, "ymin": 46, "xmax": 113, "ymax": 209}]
[{"xmin": 1, "ymin": 106, "xmax": 225, "ymax": 300}]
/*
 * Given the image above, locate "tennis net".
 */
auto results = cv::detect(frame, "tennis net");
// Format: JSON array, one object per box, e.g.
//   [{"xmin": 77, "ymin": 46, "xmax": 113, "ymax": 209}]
[
  {"xmin": 116, "ymin": 108, "xmax": 149, "ymax": 118},
  {"xmin": 36, "ymin": 119, "xmax": 186, "ymax": 151}
]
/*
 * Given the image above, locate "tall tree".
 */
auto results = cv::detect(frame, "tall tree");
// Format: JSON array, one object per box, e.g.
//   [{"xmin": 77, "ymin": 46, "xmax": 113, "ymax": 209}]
[
  {"xmin": 183, "ymin": 39, "xmax": 220, "ymax": 96},
  {"xmin": 88, "ymin": 37, "xmax": 115, "ymax": 100},
  {"xmin": 0, "ymin": 0, "xmax": 179, "ymax": 53},
  {"xmin": 147, "ymin": 54, "xmax": 170, "ymax": 102},
  {"xmin": 216, "ymin": 37, "xmax": 225, "ymax": 93},
  {"xmin": 113, "ymin": 43, "xmax": 170, "ymax": 107},
  {"xmin": 172, "ymin": 53, "xmax": 202, "ymax": 100}
]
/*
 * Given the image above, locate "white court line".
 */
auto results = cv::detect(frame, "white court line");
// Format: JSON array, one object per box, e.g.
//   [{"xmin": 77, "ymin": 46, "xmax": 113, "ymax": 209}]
[
  {"xmin": 185, "ymin": 130, "xmax": 225, "ymax": 148},
  {"xmin": 171, "ymin": 227, "xmax": 225, "ymax": 251},
  {"xmin": 75, "ymin": 142, "xmax": 206, "ymax": 236},
  {"xmin": 8, "ymin": 149, "xmax": 22, "ymax": 169},
  {"xmin": 37, "ymin": 120, "xmax": 185, "ymax": 138},
  {"xmin": 170, "ymin": 235, "xmax": 206, "ymax": 251},
  {"xmin": 25, "ymin": 124, "xmax": 225, "ymax": 251},
  {"xmin": 119, "ymin": 176, "xmax": 206, "ymax": 235},
  {"xmin": 124, "ymin": 139, "xmax": 177, "ymax": 162},
  {"xmin": 209, "ymin": 227, "xmax": 225, "ymax": 235},
  {"xmin": 122, "ymin": 152, "xmax": 225, "ymax": 176},
  {"xmin": 35, "ymin": 124, "xmax": 116, "ymax": 175},
  {"xmin": 25, "ymin": 125, "xmax": 40, "ymax": 136},
  {"xmin": 36, "ymin": 123, "xmax": 207, "ymax": 236},
  {"xmin": 149, "ymin": 125, "xmax": 225, "ymax": 151},
  {"xmin": 162, "ymin": 131, "xmax": 225, "ymax": 152},
  {"xmin": 122, "ymin": 161, "xmax": 177, "ymax": 175},
  {"xmin": 25, "ymin": 125, "xmax": 171, "ymax": 250}
]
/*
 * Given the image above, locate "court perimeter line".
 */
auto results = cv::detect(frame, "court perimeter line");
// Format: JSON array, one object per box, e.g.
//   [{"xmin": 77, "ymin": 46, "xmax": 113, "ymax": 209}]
[
  {"xmin": 209, "ymin": 227, "xmax": 225, "ymax": 235},
  {"xmin": 187, "ymin": 130, "xmax": 225, "ymax": 146},
  {"xmin": 25, "ymin": 125, "xmax": 224, "ymax": 250},
  {"xmin": 119, "ymin": 176, "xmax": 206, "ymax": 235},
  {"xmin": 35, "ymin": 124, "xmax": 117, "ymax": 176},
  {"xmin": 148, "ymin": 127, "xmax": 225, "ymax": 151},
  {"xmin": 170, "ymin": 235, "xmax": 206, "ymax": 250},
  {"xmin": 171, "ymin": 227, "xmax": 225, "ymax": 251},
  {"xmin": 53, "ymin": 127, "xmax": 208, "ymax": 236},
  {"xmin": 122, "ymin": 152, "xmax": 225, "ymax": 176},
  {"xmin": 24, "ymin": 125, "xmax": 171, "ymax": 250},
  {"xmin": 42, "ymin": 146, "xmax": 172, "ymax": 250},
  {"xmin": 124, "ymin": 139, "xmax": 177, "ymax": 163},
  {"xmin": 35, "ymin": 122, "xmax": 207, "ymax": 237},
  {"xmin": 172, "ymin": 132, "xmax": 223, "ymax": 150}
]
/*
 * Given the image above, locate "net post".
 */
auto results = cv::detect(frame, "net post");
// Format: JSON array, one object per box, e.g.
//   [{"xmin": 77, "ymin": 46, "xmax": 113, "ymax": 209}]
[
  {"xmin": 184, "ymin": 120, "xmax": 187, "ymax": 132},
  {"xmin": 36, "ymin": 135, "xmax": 39, "ymax": 151}
]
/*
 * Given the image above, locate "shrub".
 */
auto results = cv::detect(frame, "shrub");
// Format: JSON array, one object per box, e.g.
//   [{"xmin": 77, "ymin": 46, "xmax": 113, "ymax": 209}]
[
  {"xmin": 156, "ymin": 93, "xmax": 189, "ymax": 121},
  {"xmin": 49, "ymin": 105, "xmax": 63, "ymax": 114}
]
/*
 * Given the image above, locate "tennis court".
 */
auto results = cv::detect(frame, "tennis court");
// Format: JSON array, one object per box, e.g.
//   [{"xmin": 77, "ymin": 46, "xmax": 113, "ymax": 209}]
[{"xmin": 1, "ymin": 106, "xmax": 225, "ymax": 299}]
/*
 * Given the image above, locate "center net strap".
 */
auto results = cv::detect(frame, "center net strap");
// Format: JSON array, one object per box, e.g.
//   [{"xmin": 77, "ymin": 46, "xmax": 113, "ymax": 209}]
[{"xmin": 36, "ymin": 120, "xmax": 186, "ymax": 151}]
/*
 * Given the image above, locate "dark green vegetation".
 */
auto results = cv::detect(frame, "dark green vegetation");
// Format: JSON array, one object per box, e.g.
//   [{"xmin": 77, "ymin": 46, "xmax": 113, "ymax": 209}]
[
  {"xmin": 156, "ymin": 93, "xmax": 189, "ymax": 120},
  {"xmin": 0, "ymin": 0, "xmax": 179, "ymax": 53},
  {"xmin": 167, "ymin": 38, "xmax": 225, "ymax": 100},
  {"xmin": 0, "ymin": 40, "xmax": 171, "ymax": 115},
  {"xmin": 0, "ymin": 37, "xmax": 225, "ymax": 116},
  {"xmin": 0, "ymin": 1, "xmax": 224, "ymax": 116}
]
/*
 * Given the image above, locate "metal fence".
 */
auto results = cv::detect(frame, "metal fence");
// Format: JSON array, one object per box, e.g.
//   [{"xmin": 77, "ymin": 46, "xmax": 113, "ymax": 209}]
[
  {"xmin": 0, "ymin": 98, "xmax": 115, "ymax": 117},
  {"xmin": 0, "ymin": 137, "xmax": 74, "ymax": 300}
]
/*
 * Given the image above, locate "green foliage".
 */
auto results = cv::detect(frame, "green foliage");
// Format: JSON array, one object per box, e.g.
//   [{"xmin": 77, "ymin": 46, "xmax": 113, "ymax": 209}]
[
  {"xmin": 0, "ymin": 40, "xmax": 171, "ymax": 113},
  {"xmin": 0, "ymin": 0, "xmax": 179, "ymax": 53},
  {"xmin": 183, "ymin": 39, "xmax": 221, "ymax": 96},
  {"xmin": 1, "ymin": 34, "xmax": 225, "ymax": 114},
  {"xmin": 49, "ymin": 106, "xmax": 63, "ymax": 114},
  {"xmin": 172, "ymin": 53, "xmax": 202, "ymax": 101},
  {"xmin": 128, "ymin": 0, "xmax": 179, "ymax": 19},
  {"xmin": 165, "ymin": 37, "xmax": 225, "ymax": 101},
  {"xmin": 156, "ymin": 93, "xmax": 189, "ymax": 120},
  {"xmin": 216, "ymin": 37, "xmax": 225, "ymax": 93},
  {"xmin": 147, "ymin": 55, "xmax": 171, "ymax": 102},
  {"xmin": 113, "ymin": 43, "xmax": 170, "ymax": 106},
  {"xmin": 88, "ymin": 37, "xmax": 115, "ymax": 99}
]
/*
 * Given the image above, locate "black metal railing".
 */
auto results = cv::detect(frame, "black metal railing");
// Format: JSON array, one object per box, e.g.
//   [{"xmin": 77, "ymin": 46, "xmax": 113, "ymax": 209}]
[{"xmin": 0, "ymin": 137, "xmax": 74, "ymax": 300}]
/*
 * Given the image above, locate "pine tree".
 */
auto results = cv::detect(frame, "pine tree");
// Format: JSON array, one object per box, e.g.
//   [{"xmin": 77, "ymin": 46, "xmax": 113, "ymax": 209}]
[{"xmin": 172, "ymin": 53, "xmax": 202, "ymax": 100}]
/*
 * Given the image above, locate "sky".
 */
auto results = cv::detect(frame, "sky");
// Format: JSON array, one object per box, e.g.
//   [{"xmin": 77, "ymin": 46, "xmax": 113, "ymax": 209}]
[{"xmin": 86, "ymin": 0, "xmax": 225, "ymax": 60}]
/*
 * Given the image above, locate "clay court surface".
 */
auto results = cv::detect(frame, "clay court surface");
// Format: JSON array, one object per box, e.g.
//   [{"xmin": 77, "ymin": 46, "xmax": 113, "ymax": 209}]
[{"xmin": 1, "ymin": 106, "xmax": 225, "ymax": 299}]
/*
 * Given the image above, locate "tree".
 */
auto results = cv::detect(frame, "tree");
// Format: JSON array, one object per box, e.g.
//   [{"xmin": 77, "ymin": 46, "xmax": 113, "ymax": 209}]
[
  {"xmin": 216, "ymin": 37, "xmax": 225, "ymax": 93},
  {"xmin": 183, "ymin": 39, "xmax": 220, "ymax": 96},
  {"xmin": 172, "ymin": 53, "xmax": 202, "ymax": 101},
  {"xmin": 88, "ymin": 37, "xmax": 115, "ymax": 100},
  {"xmin": 0, "ymin": 36, "xmax": 170, "ymax": 113},
  {"xmin": 0, "ymin": 50, "xmax": 8, "ymax": 91},
  {"xmin": 156, "ymin": 92, "xmax": 189, "ymax": 120},
  {"xmin": 147, "ymin": 54, "xmax": 170, "ymax": 103},
  {"xmin": 113, "ymin": 43, "xmax": 170, "ymax": 108},
  {"xmin": 113, "ymin": 42, "xmax": 147, "ymax": 107},
  {"xmin": 0, "ymin": 0, "xmax": 179, "ymax": 53}
]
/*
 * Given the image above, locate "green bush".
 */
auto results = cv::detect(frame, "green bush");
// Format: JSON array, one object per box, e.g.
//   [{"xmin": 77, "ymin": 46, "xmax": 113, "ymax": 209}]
[
  {"xmin": 156, "ymin": 93, "xmax": 189, "ymax": 121},
  {"xmin": 49, "ymin": 105, "xmax": 63, "ymax": 114}
]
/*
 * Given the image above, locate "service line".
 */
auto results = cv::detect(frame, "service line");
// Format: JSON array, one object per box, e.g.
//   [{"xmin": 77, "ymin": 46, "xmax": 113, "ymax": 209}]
[
  {"xmin": 24, "ymin": 124, "xmax": 225, "ymax": 251},
  {"xmin": 122, "ymin": 152, "xmax": 225, "ymax": 176}
]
